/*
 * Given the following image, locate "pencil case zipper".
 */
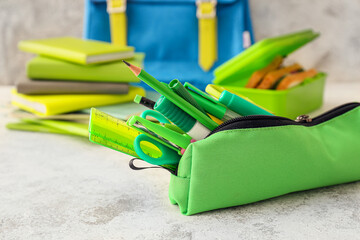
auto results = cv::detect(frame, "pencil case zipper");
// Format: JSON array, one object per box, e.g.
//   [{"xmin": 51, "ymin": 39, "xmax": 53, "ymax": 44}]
[
  {"xmin": 207, "ymin": 102, "xmax": 360, "ymax": 137},
  {"xmin": 172, "ymin": 102, "xmax": 359, "ymax": 175}
]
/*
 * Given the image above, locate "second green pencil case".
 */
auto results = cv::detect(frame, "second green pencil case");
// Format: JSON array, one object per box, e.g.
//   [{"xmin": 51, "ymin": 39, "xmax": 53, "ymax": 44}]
[{"xmin": 169, "ymin": 103, "xmax": 360, "ymax": 215}]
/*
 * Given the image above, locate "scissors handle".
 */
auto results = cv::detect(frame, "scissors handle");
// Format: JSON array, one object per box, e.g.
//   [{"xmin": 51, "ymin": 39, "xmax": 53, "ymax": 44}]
[
  {"xmin": 134, "ymin": 134, "xmax": 181, "ymax": 165},
  {"xmin": 141, "ymin": 110, "xmax": 170, "ymax": 124},
  {"xmin": 141, "ymin": 109, "xmax": 185, "ymax": 134}
]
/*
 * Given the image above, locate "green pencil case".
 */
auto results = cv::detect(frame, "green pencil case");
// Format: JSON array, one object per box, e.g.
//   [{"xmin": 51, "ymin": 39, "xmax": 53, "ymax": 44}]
[
  {"xmin": 169, "ymin": 103, "xmax": 360, "ymax": 215},
  {"xmin": 213, "ymin": 29, "xmax": 327, "ymax": 119}
]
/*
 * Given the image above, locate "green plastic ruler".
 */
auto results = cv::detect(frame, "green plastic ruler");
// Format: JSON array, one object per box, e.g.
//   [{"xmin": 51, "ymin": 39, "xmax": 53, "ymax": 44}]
[{"xmin": 88, "ymin": 108, "xmax": 161, "ymax": 158}]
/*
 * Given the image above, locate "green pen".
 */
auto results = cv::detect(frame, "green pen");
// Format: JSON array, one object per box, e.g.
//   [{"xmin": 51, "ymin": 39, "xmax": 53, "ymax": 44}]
[{"xmin": 123, "ymin": 61, "xmax": 218, "ymax": 130}]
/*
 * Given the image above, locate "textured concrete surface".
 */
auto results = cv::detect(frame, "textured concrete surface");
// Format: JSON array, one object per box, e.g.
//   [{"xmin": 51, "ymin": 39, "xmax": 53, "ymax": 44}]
[
  {"xmin": 1, "ymin": 0, "xmax": 360, "ymax": 85},
  {"xmin": 1, "ymin": 83, "xmax": 360, "ymax": 239}
]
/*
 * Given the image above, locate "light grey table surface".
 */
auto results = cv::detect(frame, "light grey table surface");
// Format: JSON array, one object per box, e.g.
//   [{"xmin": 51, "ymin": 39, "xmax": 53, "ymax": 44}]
[{"xmin": 1, "ymin": 83, "xmax": 360, "ymax": 240}]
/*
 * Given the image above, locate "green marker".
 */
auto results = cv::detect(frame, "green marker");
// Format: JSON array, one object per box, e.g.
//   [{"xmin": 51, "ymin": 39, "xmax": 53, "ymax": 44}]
[
  {"xmin": 154, "ymin": 96, "xmax": 211, "ymax": 141},
  {"xmin": 187, "ymin": 90, "xmax": 241, "ymax": 121},
  {"xmin": 219, "ymin": 90, "xmax": 274, "ymax": 116},
  {"xmin": 184, "ymin": 82, "xmax": 241, "ymax": 121},
  {"xmin": 123, "ymin": 61, "xmax": 218, "ymax": 130}
]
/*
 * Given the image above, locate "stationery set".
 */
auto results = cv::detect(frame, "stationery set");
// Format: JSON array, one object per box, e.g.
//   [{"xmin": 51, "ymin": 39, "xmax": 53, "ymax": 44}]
[
  {"xmin": 87, "ymin": 30, "xmax": 360, "ymax": 215},
  {"xmin": 7, "ymin": 0, "xmax": 360, "ymax": 215}
]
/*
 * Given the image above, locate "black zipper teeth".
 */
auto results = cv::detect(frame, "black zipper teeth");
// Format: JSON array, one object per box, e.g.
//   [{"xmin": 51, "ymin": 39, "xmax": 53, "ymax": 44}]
[
  {"xmin": 310, "ymin": 102, "xmax": 359, "ymax": 122},
  {"xmin": 207, "ymin": 102, "xmax": 360, "ymax": 137},
  {"xmin": 209, "ymin": 115, "xmax": 290, "ymax": 134}
]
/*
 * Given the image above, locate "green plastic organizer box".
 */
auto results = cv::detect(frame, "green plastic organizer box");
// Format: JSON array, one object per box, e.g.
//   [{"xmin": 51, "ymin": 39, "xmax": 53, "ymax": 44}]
[{"xmin": 213, "ymin": 29, "xmax": 327, "ymax": 119}]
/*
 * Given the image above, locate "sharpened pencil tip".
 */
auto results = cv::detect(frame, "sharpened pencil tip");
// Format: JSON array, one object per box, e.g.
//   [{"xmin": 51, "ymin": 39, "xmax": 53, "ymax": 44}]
[
  {"xmin": 123, "ymin": 60, "xmax": 131, "ymax": 66},
  {"xmin": 123, "ymin": 60, "xmax": 142, "ymax": 76}
]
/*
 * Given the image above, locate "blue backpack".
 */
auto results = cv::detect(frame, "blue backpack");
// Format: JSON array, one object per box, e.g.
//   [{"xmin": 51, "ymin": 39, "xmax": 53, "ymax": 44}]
[{"xmin": 84, "ymin": 0, "xmax": 254, "ymax": 89}]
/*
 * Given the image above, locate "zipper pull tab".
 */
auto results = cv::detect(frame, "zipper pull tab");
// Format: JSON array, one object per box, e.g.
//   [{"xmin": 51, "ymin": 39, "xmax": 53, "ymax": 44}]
[{"xmin": 295, "ymin": 114, "xmax": 312, "ymax": 123}]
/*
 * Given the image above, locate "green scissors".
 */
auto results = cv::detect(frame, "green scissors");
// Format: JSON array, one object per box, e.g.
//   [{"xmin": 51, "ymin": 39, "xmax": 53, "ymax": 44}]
[{"xmin": 130, "ymin": 110, "xmax": 185, "ymax": 166}]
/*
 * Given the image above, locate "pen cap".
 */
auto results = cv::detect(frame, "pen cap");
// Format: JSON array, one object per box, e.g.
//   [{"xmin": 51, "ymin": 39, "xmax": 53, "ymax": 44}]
[
  {"xmin": 134, "ymin": 95, "xmax": 155, "ymax": 109},
  {"xmin": 154, "ymin": 96, "xmax": 196, "ymax": 132},
  {"xmin": 169, "ymin": 79, "xmax": 207, "ymax": 115},
  {"xmin": 219, "ymin": 90, "xmax": 274, "ymax": 116}
]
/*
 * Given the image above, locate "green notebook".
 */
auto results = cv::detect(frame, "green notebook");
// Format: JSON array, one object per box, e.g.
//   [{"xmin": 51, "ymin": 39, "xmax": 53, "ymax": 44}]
[
  {"xmin": 27, "ymin": 54, "xmax": 144, "ymax": 82},
  {"xmin": 6, "ymin": 119, "xmax": 88, "ymax": 137},
  {"xmin": 19, "ymin": 37, "xmax": 134, "ymax": 65},
  {"xmin": 11, "ymin": 86, "xmax": 145, "ymax": 116}
]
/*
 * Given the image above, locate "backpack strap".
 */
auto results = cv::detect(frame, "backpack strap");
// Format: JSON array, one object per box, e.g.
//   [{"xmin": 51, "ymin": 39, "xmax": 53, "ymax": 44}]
[
  {"xmin": 107, "ymin": 0, "xmax": 218, "ymax": 70},
  {"xmin": 107, "ymin": 0, "xmax": 127, "ymax": 46},
  {"xmin": 196, "ymin": 0, "xmax": 218, "ymax": 71}
]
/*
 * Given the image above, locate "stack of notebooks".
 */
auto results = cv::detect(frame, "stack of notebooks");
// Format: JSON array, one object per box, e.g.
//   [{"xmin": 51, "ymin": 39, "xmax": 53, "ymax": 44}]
[{"xmin": 8, "ymin": 37, "xmax": 147, "ymax": 137}]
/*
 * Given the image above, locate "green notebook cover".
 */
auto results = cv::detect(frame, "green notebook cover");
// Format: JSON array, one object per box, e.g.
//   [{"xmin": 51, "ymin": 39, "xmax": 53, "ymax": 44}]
[
  {"xmin": 11, "ymin": 86, "xmax": 145, "ymax": 116},
  {"xmin": 27, "ymin": 53, "xmax": 144, "ymax": 82},
  {"xmin": 6, "ymin": 119, "xmax": 88, "ymax": 137},
  {"xmin": 19, "ymin": 37, "xmax": 134, "ymax": 65}
]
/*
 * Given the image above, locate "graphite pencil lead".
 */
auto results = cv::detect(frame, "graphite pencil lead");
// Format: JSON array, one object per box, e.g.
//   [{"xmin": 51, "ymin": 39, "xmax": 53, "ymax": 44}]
[
  {"xmin": 124, "ymin": 61, "xmax": 142, "ymax": 76},
  {"xmin": 122, "ymin": 60, "xmax": 131, "ymax": 66}
]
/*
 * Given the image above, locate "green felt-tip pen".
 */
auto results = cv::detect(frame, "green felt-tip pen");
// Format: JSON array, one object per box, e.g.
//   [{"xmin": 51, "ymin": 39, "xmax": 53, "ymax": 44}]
[
  {"xmin": 123, "ymin": 60, "xmax": 218, "ymax": 130},
  {"xmin": 219, "ymin": 90, "xmax": 274, "ymax": 116}
]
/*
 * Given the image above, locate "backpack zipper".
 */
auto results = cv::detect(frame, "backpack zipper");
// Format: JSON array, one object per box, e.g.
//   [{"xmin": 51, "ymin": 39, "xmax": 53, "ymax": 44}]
[{"xmin": 207, "ymin": 102, "xmax": 360, "ymax": 137}]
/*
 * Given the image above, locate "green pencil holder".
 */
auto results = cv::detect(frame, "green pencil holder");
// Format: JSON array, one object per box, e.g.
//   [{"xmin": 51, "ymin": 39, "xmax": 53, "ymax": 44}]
[
  {"xmin": 169, "ymin": 103, "xmax": 360, "ymax": 215},
  {"xmin": 223, "ymin": 73, "xmax": 326, "ymax": 119}
]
